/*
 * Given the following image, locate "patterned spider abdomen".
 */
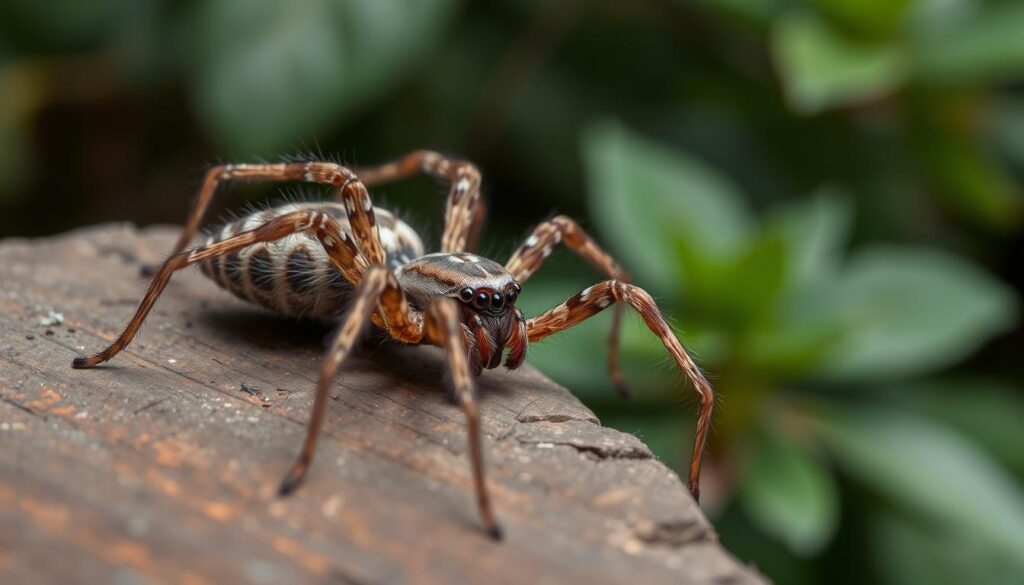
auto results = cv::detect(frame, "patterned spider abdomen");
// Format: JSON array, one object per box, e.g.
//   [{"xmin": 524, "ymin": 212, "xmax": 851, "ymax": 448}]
[{"xmin": 199, "ymin": 202, "xmax": 423, "ymax": 318}]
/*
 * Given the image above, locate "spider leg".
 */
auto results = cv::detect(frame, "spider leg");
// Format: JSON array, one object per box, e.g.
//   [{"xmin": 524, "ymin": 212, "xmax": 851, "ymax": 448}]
[
  {"xmin": 465, "ymin": 199, "xmax": 488, "ymax": 253},
  {"xmin": 160, "ymin": 161, "xmax": 370, "ymax": 259},
  {"xmin": 278, "ymin": 266, "xmax": 398, "ymax": 495},
  {"xmin": 526, "ymin": 280, "xmax": 714, "ymax": 503},
  {"xmin": 505, "ymin": 215, "xmax": 633, "ymax": 397},
  {"xmin": 425, "ymin": 298, "xmax": 503, "ymax": 540},
  {"xmin": 361, "ymin": 263, "xmax": 429, "ymax": 345},
  {"xmin": 72, "ymin": 209, "xmax": 365, "ymax": 368},
  {"xmin": 355, "ymin": 150, "xmax": 483, "ymax": 253}
]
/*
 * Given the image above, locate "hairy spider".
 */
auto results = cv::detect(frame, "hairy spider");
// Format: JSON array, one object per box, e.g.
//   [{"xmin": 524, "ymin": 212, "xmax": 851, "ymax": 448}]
[{"xmin": 71, "ymin": 151, "xmax": 714, "ymax": 540}]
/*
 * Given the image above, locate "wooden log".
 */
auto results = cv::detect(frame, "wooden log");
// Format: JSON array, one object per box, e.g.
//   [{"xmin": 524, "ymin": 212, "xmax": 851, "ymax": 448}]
[{"xmin": 0, "ymin": 224, "xmax": 765, "ymax": 585}]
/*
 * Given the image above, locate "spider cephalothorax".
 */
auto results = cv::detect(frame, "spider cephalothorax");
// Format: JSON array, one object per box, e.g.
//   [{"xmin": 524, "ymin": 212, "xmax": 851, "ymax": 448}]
[
  {"xmin": 71, "ymin": 150, "xmax": 714, "ymax": 541},
  {"xmin": 398, "ymin": 252, "xmax": 527, "ymax": 373}
]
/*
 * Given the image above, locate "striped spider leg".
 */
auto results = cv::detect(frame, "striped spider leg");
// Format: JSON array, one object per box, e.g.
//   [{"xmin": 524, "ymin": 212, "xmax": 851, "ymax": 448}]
[
  {"xmin": 356, "ymin": 150, "xmax": 485, "ymax": 253},
  {"xmin": 72, "ymin": 209, "xmax": 367, "ymax": 368},
  {"xmin": 425, "ymin": 298, "xmax": 503, "ymax": 539},
  {"xmin": 505, "ymin": 216, "xmax": 633, "ymax": 396},
  {"xmin": 277, "ymin": 269, "xmax": 504, "ymax": 539},
  {"xmin": 526, "ymin": 280, "xmax": 714, "ymax": 502},
  {"xmin": 157, "ymin": 151, "xmax": 482, "ymax": 270},
  {"xmin": 274, "ymin": 269, "xmax": 399, "ymax": 502},
  {"xmin": 162, "ymin": 160, "xmax": 383, "ymax": 262}
]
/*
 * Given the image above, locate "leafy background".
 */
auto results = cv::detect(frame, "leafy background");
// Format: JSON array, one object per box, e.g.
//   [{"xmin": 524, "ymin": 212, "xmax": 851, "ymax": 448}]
[{"xmin": 2, "ymin": 1, "xmax": 1023, "ymax": 583}]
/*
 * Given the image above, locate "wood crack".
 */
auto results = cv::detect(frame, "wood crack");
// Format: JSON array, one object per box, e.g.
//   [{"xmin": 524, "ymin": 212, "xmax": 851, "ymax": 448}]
[
  {"xmin": 516, "ymin": 437, "xmax": 654, "ymax": 461},
  {"xmin": 516, "ymin": 412, "xmax": 600, "ymax": 425}
]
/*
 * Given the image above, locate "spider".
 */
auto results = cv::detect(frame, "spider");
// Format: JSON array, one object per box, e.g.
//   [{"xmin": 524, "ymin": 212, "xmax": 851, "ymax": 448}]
[{"xmin": 72, "ymin": 151, "xmax": 714, "ymax": 540}]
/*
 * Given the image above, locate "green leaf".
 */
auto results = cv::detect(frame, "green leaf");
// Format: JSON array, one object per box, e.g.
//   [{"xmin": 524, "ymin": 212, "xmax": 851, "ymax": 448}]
[
  {"xmin": 744, "ymin": 318, "xmax": 844, "ymax": 377},
  {"xmin": 677, "ymin": 229, "xmax": 788, "ymax": 329},
  {"xmin": 772, "ymin": 12, "xmax": 906, "ymax": 114},
  {"xmin": 583, "ymin": 120, "xmax": 753, "ymax": 291},
  {"xmin": 909, "ymin": 94, "xmax": 1023, "ymax": 232},
  {"xmin": 908, "ymin": 379, "xmax": 1024, "ymax": 479},
  {"xmin": 190, "ymin": 0, "xmax": 457, "ymax": 156},
  {"xmin": 817, "ymin": 406, "xmax": 1024, "ymax": 565},
  {"xmin": 735, "ymin": 189, "xmax": 853, "ymax": 374},
  {"xmin": 911, "ymin": 1, "xmax": 1024, "ymax": 85},
  {"xmin": 739, "ymin": 429, "xmax": 839, "ymax": 555},
  {"xmin": 810, "ymin": 0, "xmax": 916, "ymax": 38},
  {"xmin": 812, "ymin": 247, "xmax": 1018, "ymax": 380},
  {"xmin": 768, "ymin": 186, "xmax": 852, "ymax": 291},
  {"xmin": 722, "ymin": 231, "xmax": 789, "ymax": 323},
  {"xmin": 872, "ymin": 512, "xmax": 1024, "ymax": 585}
]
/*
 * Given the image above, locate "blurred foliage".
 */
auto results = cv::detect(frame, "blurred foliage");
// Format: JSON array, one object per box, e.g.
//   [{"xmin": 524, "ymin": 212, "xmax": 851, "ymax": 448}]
[
  {"xmin": 548, "ymin": 120, "xmax": 1021, "ymax": 581},
  {"xmin": 190, "ymin": 0, "xmax": 458, "ymax": 156},
  {"xmin": 2, "ymin": 0, "xmax": 1023, "ymax": 583}
]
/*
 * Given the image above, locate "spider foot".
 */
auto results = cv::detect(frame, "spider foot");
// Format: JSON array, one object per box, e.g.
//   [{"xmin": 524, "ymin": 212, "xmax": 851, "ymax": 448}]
[
  {"xmin": 485, "ymin": 521, "xmax": 505, "ymax": 541},
  {"xmin": 614, "ymin": 381, "xmax": 632, "ymax": 399},
  {"xmin": 72, "ymin": 355, "xmax": 101, "ymax": 369},
  {"xmin": 609, "ymin": 363, "xmax": 632, "ymax": 399},
  {"xmin": 688, "ymin": 479, "xmax": 701, "ymax": 503},
  {"xmin": 277, "ymin": 461, "xmax": 309, "ymax": 497}
]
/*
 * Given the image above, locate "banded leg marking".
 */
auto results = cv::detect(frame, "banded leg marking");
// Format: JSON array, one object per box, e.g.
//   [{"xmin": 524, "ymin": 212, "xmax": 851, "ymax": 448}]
[
  {"xmin": 506, "ymin": 215, "xmax": 632, "ymax": 396},
  {"xmin": 356, "ymin": 150, "xmax": 483, "ymax": 253},
  {"xmin": 369, "ymin": 271, "xmax": 425, "ymax": 344},
  {"xmin": 526, "ymin": 280, "xmax": 714, "ymax": 502},
  {"xmin": 73, "ymin": 210, "xmax": 364, "ymax": 368},
  {"xmin": 169, "ymin": 161, "xmax": 358, "ymax": 257},
  {"xmin": 278, "ymin": 267, "xmax": 391, "ymax": 496},
  {"xmin": 426, "ymin": 298, "xmax": 502, "ymax": 539}
]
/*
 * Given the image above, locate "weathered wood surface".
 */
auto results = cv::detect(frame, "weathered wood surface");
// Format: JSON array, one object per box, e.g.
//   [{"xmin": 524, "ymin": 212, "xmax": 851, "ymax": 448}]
[{"xmin": 0, "ymin": 224, "xmax": 764, "ymax": 585}]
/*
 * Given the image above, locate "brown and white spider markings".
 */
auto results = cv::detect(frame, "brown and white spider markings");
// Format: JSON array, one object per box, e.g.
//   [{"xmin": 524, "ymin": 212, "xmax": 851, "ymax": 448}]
[{"xmin": 72, "ymin": 150, "xmax": 715, "ymax": 540}]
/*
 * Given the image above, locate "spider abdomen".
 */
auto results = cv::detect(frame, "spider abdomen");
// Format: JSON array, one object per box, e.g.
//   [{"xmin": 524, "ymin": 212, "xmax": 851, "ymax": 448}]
[{"xmin": 199, "ymin": 202, "xmax": 424, "ymax": 318}]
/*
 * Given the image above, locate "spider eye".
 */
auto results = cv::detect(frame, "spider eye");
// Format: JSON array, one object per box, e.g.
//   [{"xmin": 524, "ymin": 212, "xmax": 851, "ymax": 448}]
[
  {"xmin": 491, "ymin": 292, "xmax": 504, "ymax": 309},
  {"xmin": 473, "ymin": 292, "xmax": 490, "ymax": 310},
  {"xmin": 459, "ymin": 287, "xmax": 474, "ymax": 302},
  {"xmin": 505, "ymin": 289, "xmax": 517, "ymax": 304}
]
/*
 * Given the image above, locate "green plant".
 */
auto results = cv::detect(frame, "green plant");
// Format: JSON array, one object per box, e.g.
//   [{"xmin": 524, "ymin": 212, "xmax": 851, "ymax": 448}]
[{"xmin": 519, "ymin": 121, "xmax": 1022, "ymax": 583}]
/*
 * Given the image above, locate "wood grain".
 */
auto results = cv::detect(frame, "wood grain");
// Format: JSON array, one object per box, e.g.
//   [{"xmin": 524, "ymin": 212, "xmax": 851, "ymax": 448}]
[{"xmin": 0, "ymin": 224, "xmax": 765, "ymax": 585}]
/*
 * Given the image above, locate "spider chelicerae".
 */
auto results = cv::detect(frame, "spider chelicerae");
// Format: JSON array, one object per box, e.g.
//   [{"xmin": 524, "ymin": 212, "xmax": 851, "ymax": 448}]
[{"xmin": 72, "ymin": 150, "xmax": 714, "ymax": 540}]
